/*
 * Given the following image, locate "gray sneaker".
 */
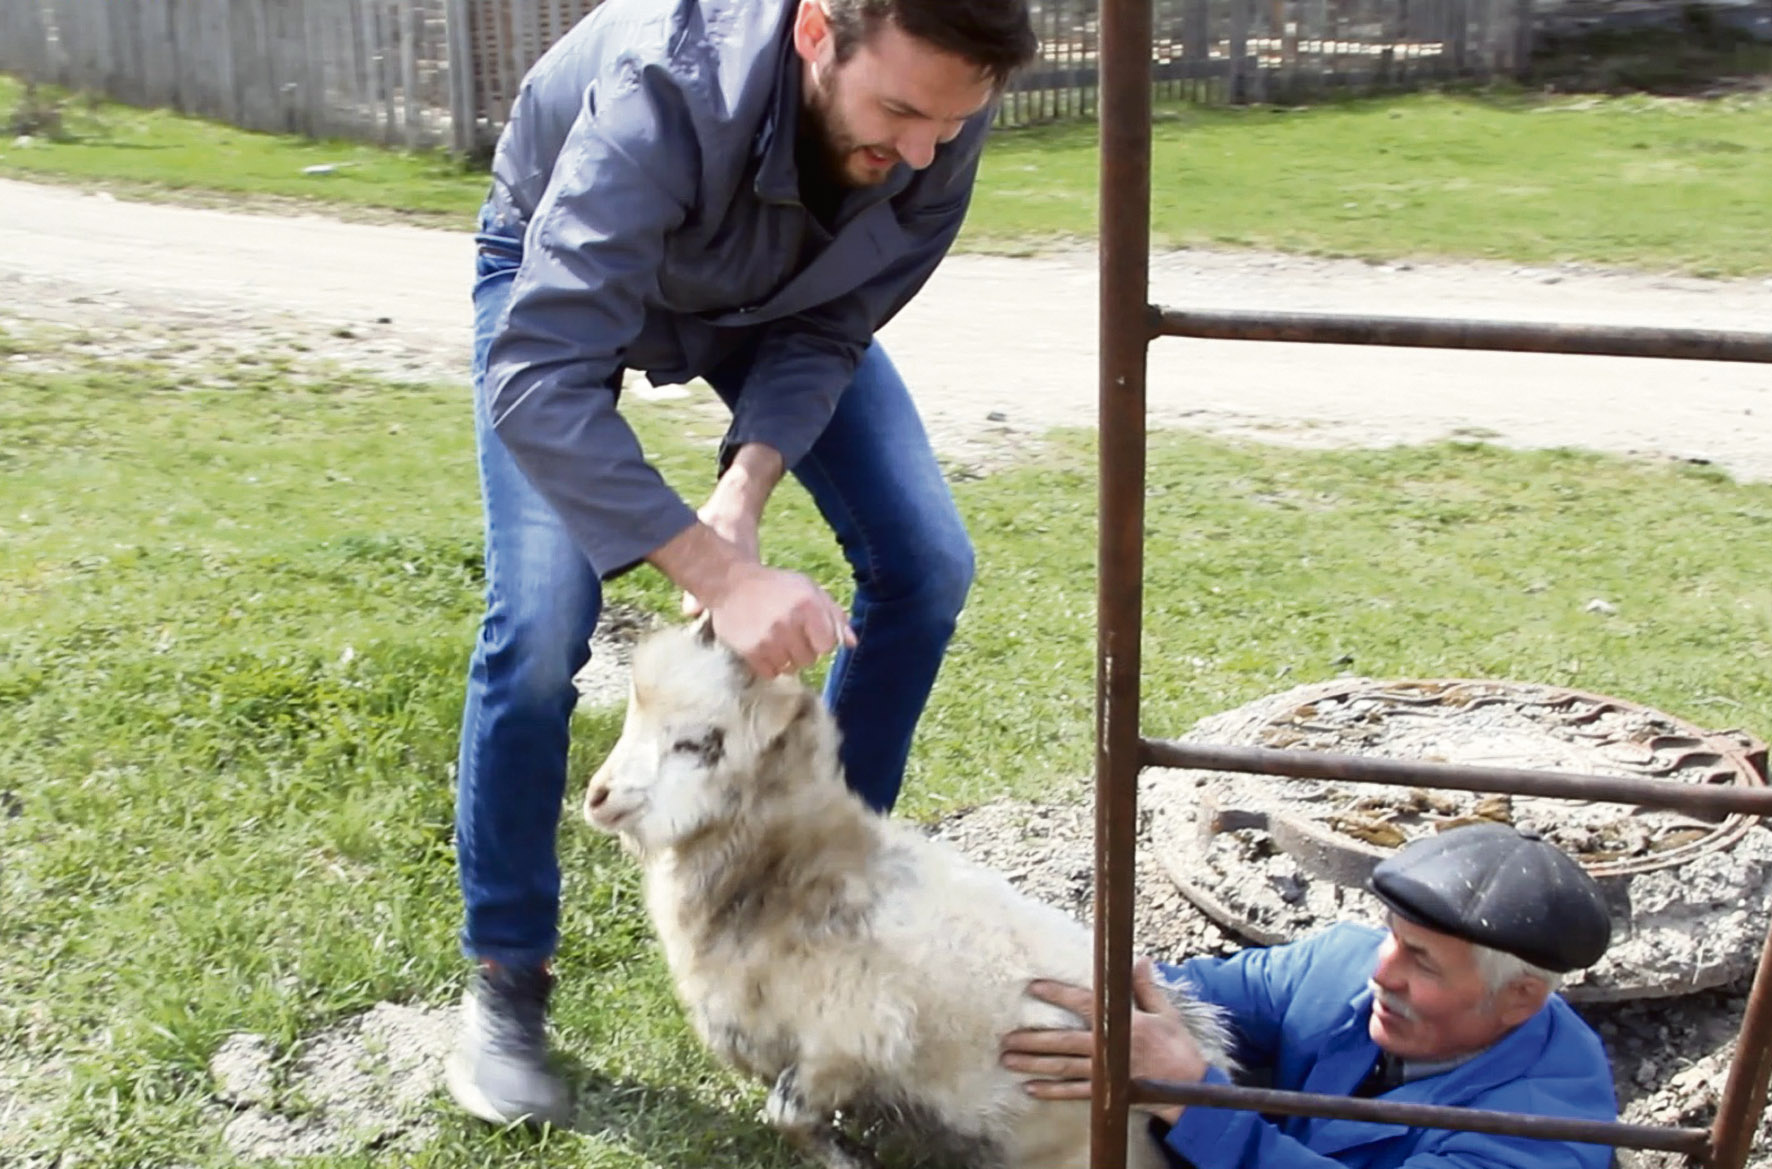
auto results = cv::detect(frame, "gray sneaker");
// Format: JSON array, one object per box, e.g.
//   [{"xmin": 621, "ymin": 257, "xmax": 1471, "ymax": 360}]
[{"xmin": 445, "ymin": 963, "xmax": 573, "ymax": 1128}]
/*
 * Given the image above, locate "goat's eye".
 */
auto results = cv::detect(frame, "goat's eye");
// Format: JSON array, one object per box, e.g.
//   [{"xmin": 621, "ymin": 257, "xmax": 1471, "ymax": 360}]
[{"xmin": 670, "ymin": 729, "xmax": 726, "ymax": 764}]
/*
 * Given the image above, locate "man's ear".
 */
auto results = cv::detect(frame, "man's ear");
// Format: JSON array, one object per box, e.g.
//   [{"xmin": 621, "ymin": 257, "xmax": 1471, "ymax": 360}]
[
  {"xmin": 792, "ymin": 0, "xmax": 835, "ymax": 68},
  {"xmin": 1494, "ymin": 976, "xmax": 1552, "ymax": 1028}
]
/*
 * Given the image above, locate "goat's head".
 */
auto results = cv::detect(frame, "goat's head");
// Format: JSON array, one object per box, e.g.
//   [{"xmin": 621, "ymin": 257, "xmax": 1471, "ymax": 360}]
[{"xmin": 583, "ymin": 618, "xmax": 829, "ymax": 852}]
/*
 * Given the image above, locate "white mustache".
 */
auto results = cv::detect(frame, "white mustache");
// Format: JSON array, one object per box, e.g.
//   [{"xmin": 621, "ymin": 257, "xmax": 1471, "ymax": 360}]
[{"xmin": 1368, "ymin": 980, "xmax": 1418, "ymax": 1022}]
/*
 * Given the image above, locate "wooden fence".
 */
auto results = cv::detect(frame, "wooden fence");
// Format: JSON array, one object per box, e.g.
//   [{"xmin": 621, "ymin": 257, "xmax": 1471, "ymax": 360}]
[
  {"xmin": 0, "ymin": 0, "xmax": 1534, "ymax": 152},
  {"xmin": 0, "ymin": 0, "xmax": 456, "ymax": 145},
  {"xmin": 1002, "ymin": 0, "xmax": 1534, "ymax": 124}
]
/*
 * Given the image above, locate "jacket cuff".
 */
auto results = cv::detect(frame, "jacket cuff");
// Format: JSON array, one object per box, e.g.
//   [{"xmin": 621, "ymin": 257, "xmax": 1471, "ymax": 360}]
[
  {"xmin": 1164, "ymin": 1065, "xmax": 1249, "ymax": 1169},
  {"xmin": 716, "ymin": 416, "xmax": 823, "ymax": 478},
  {"xmin": 578, "ymin": 497, "xmax": 700, "ymax": 582}
]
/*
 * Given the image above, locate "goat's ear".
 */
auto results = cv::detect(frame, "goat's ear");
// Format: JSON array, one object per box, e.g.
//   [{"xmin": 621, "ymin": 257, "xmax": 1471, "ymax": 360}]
[
  {"xmin": 745, "ymin": 685, "xmax": 816, "ymax": 753},
  {"xmin": 691, "ymin": 612, "xmax": 717, "ymax": 646}
]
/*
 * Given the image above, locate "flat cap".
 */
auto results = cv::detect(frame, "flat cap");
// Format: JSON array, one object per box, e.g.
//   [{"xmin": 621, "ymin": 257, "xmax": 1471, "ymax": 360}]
[{"xmin": 1368, "ymin": 821, "xmax": 1611, "ymax": 973}]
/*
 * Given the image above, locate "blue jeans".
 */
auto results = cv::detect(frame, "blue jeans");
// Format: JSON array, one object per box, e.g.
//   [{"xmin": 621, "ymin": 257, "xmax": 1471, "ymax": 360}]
[{"xmin": 455, "ymin": 210, "xmax": 975, "ymax": 967}]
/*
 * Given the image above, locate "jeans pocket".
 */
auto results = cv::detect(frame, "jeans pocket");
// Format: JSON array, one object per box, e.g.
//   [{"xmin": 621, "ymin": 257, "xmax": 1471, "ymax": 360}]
[{"xmin": 474, "ymin": 230, "xmax": 524, "ymax": 281}]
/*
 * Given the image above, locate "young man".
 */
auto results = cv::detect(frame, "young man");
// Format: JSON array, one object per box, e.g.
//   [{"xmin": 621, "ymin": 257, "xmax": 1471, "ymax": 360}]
[
  {"xmin": 448, "ymin": 0, "xmax": 1037, "ymax": 1129},
  {"xmin": 1001, "ymin": 822, "xmax": 1620, "ymax": 1169}
]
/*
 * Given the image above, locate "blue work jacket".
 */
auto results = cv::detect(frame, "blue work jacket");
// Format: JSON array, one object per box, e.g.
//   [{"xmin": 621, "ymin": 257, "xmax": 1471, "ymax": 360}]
[
  {"xmin": 479, "ymin": 0, "xmax": 993, "ymax": 578},
  {"xmin": 1154, "ymin": 923, "xmax": 1619, "ymax": 1169}
]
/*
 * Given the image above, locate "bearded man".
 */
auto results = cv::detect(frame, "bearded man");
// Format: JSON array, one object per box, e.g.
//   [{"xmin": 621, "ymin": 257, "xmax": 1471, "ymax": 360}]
[{"xmin": 447, "ymin": 0, "xmax": 1037, "ymax": 1128}]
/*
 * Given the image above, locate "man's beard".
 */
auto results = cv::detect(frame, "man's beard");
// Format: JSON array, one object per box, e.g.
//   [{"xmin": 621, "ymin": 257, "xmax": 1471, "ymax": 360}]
[{"xmin": 800, "ymin": 69, "xmax": 892, "ymax": 190}]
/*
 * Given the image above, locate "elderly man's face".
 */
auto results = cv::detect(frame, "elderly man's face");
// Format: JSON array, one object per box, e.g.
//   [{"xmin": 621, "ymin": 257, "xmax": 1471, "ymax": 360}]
[{"xmin": 1367, "ymin": 914, "xmax": 1548, "ymax": 1061}]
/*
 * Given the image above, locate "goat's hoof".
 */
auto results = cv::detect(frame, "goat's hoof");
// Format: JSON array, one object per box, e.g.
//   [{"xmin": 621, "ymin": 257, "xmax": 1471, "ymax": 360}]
[
  {"xmin": 764, "ymin": 1066, "xmax": 821, "ymax": 1132},
  {"xmin": 786, "ymin": 1125, "xmax": 886, "ymax": 1169}
]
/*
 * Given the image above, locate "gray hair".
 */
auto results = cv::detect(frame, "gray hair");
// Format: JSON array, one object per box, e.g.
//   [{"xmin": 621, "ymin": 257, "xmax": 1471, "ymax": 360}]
[{"xmin": 1472, "ymin": 942, "xmax": 1563, "ymax": 997}]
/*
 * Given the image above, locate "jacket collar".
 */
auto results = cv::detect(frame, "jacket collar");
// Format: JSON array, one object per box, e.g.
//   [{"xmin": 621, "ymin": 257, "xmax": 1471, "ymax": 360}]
[
  {"xmin": 1300, "ymin": 987, "xmax": 1558, "ymax": 1156},
  {"xmin": 752, "ymin": 25, "xmax": 805, "ymax": 206}
]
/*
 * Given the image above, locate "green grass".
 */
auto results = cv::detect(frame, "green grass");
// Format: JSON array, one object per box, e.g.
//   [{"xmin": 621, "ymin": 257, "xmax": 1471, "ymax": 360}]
[
  {"xmin": 6, "ymin": 75, "xmax": 1772, "ymax": 273},
  {"xmin": 0, "ymin": 79, "xmax": 487, "ymax": 225},
  {"xmin": 4, "ymin": 325, "xmax": 1772, "ymax": 1165},
  {"xmin": 969, "ymin": 88, "xmax": 1772, "ymax": 275}
]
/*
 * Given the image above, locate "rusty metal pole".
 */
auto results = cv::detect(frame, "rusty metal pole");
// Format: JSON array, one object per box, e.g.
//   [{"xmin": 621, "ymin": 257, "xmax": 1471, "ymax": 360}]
[
  {"xmin": 1092, "ymin": 0, "xmax": 1153, "ymax": 1159},
  {"xmin": 1153, "ymin": 307, "xmax": 1772, "ymax": 363},
  {"xmin": 1709, "ymin": 914, "xmax": 1772, "ymax": 1169}
]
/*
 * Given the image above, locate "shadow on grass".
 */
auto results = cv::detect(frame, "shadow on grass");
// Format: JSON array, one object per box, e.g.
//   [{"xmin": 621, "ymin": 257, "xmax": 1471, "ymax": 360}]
[{"xmin": 551, "ymin": 1059, "xmax": 800, "ymax": 1166}]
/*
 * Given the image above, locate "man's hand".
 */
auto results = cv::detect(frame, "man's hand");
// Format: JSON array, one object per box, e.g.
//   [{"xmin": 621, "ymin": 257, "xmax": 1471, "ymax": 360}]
[
  {"xmin": 652, "ymin": 443, "xmax": 855, "ymax": 678},
  {"xmin": 998, "ymin": 957, "xmax": 1209, "ymax": 1126}
]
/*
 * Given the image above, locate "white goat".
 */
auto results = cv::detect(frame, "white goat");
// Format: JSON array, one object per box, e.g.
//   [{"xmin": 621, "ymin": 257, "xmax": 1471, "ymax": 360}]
[{"xmin": 583, "ymin": 620, "xmax": 1233, "ymax": 1169}]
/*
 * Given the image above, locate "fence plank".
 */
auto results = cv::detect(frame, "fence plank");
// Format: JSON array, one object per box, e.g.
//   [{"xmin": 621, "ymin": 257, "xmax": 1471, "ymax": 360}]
[
  {"xmin": 1, "ymin": 1, "xmax": 50, "ymax": 78},
  {"xmin": 400, "ymin": 0, "xmax": 422, "ymax": 145},
  {"xmin": 446, "ymin": 0, "xmax": 474, "ymax": 152},
  {"xmin": 1227, "ymin": 0, "xmax": 1249, "ymax": 100},
  {"xmin": 355, "ymin": 0, "xmax": 379, "ymax": 142},
  {"xmin": 378, "ymin": 0, "xmax": 396, "ymax": 141}
]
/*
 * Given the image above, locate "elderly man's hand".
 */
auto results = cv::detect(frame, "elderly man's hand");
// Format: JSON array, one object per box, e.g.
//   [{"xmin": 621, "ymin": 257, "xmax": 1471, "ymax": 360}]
[{"xmin": 999, "ymin": 957, "xmax": 1209, "ymax": 1126}]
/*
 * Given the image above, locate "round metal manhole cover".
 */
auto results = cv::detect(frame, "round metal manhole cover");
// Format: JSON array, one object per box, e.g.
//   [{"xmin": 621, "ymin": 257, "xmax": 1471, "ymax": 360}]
[{"xmin": 1143, "ymin": 678, "xmax": 1772, "ymax": 1001}]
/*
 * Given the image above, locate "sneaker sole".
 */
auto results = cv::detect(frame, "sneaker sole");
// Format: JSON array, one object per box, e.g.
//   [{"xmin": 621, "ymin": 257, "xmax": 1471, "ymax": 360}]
[{"xmin": 444, "ymin": 1050, "xmax": 570, "ymax": 1128}]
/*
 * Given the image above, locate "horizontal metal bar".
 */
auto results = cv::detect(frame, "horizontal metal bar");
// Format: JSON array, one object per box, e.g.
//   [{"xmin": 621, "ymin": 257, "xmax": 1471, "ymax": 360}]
[
  {"xmin": 1154, "ymin": 307, "xmax": 1772, "ymax": 363},
  {"xmin": 1131, "ymin": 1078, "xmax": 1711, "ymax": 1155},
  {"xmin": 1140, "ymin": 739, "xmax": 1772, "ymax": 817}
]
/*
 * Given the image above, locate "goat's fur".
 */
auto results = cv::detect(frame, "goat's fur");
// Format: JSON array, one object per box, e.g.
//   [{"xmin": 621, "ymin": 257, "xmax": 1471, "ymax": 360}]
[{"xmin": 583, "ymin": 621, "xmax": 1234, "ymax": 1169}]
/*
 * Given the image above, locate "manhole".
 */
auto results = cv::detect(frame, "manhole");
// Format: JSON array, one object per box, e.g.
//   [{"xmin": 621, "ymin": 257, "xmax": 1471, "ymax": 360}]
[{"xmin": 1143, "ymin": 678, "xmax": 1772, "ymax": 1001}]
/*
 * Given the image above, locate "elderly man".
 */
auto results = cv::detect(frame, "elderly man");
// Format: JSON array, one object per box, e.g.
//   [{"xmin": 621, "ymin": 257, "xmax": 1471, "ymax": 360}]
[
  {"xmin": 1001, "ymin": 821, "xmax": 1619, "ymax": 1169},
  {"xmin": 451, "ymin": 0, "xmax": 1037, "ymax": 1129}
]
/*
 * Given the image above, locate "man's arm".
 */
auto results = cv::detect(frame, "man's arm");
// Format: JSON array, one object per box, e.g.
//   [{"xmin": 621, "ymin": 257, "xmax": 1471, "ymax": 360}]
[
  {"xmin": 487, "ymin": 65, "xmax": 851, "ymax": 675},
  {"xmin": 486, "ymin": 61, "xmax": 701, "ymax": 580},
  {"xmin": 1155, "ymin": 923, "xmax": 1358, "ymax": 1072}
]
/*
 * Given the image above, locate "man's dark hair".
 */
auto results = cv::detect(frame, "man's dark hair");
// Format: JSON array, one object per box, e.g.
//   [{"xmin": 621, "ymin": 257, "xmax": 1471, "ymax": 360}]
[{"xmin": 826, "ymin": 0, "xmax": 1039, "ymax": 89}]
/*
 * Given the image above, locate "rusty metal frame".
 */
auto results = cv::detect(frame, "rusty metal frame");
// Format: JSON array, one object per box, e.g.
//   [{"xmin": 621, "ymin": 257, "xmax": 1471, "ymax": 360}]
[{"xmin": 1087, "ymin": 0, "xmax": 1772, "ymax": 1165}]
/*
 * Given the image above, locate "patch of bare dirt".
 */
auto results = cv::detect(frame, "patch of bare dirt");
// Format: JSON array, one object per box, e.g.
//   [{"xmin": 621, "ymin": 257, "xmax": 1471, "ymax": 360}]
[
  {"xmin": 208, "ymin": 1002, "xmax": 456, "ymax": 1161},
  {"xmin": 573, "ymin": 601, "xmax": 669, "ymax": 710}
]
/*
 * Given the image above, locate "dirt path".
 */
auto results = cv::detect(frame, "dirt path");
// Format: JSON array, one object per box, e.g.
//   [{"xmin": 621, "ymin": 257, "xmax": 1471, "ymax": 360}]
[{"xmin": 7, "ymin": 176, "xmax": 1772, "ymax": 478}]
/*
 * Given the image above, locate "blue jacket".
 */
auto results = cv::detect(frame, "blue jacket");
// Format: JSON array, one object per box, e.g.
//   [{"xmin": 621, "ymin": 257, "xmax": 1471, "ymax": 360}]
[
  {"xmin": 480, "ymin": 0, "xmax": 992, "ymax": 578},
  {"xmin": 1154, "ymin": 923, "xmax": 1618, "ymax": 1169}
]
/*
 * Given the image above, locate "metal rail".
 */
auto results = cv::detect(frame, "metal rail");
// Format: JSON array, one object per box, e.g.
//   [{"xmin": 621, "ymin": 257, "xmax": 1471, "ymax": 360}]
[
  {"xmin": 1088, "ymin": 0, "xmax": 1772, "ymax": 1164},
  {"xmin": 1139, "ymin": 740, "xmax": 1772, "ymax": 817},
  {"xmin": 1129, "ymin": 1079, "xmax": 1712, "ymax": 1156},
  {"xmin": 1153, "ymin": 308, "xmax": 1772, "ymax": 363}
]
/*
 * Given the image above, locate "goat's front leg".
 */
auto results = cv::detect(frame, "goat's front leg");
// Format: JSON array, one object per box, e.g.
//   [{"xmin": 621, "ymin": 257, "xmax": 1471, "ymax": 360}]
[
  {"xmin": 765, "ymin": 1066, "xmax": 885, "ymax": 1169},
  {"xmin": 763, "ymin": 1064, "xmax": 823, "ymax": 1133}
]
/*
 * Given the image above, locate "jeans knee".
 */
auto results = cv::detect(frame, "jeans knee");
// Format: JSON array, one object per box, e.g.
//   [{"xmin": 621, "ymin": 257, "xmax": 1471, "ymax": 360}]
[
  {"xmin": 914, "ymin": 533, "xmax": 975, "ymax": 626},
  {"xmin": 476, "ymin": 597, "xmax": 595, "ymax": 709}
]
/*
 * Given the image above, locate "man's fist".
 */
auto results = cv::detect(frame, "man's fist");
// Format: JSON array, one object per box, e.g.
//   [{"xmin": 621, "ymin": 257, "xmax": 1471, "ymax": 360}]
[{"xmin": 708, "ymin": 562, "xmax": 856, "ymax": 677}]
